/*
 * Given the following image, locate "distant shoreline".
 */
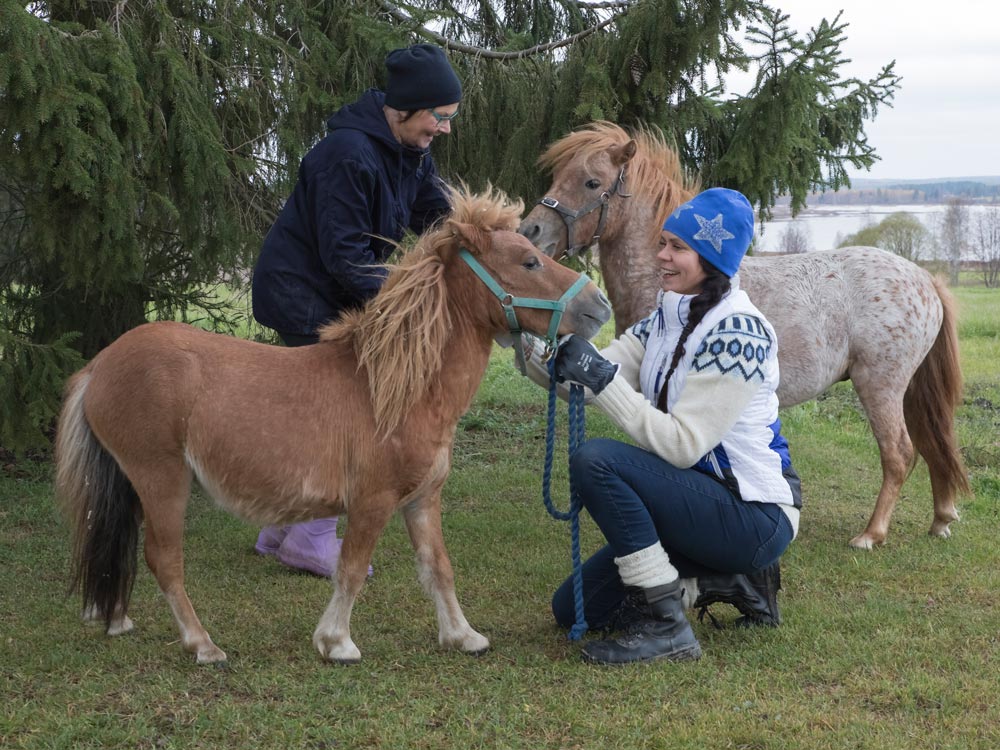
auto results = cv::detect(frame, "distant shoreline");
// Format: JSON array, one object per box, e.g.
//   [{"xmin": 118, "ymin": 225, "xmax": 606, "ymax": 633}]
[
  {"xmin": 771, "ymin": 176, "xmax": 1000, "ymax": 212},
  {"xmin": 757, "ymin": 203, "xmax": 994, "ymax": 255},
  {"xmin": 845, "ymin": 176, "xmax": 1000, "ymax": 187}
]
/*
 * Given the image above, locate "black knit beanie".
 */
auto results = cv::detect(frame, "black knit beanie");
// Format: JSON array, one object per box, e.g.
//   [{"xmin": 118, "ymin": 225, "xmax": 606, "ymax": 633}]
[{"xmin": 384, "ymin": 44, "xmax": 462, "ymax": 111}]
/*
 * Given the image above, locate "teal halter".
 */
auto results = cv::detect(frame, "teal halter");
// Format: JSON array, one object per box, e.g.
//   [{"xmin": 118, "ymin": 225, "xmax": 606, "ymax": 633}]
[{"xmin": 458, "ymin": 248, "xmax": 592, "ymax": 373}]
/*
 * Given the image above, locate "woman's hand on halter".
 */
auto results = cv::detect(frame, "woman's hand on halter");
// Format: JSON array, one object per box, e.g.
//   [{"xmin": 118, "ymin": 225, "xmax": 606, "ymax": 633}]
[{"xmin": 554, "ymin": 335, "xmax": 619, "ymax": 395}]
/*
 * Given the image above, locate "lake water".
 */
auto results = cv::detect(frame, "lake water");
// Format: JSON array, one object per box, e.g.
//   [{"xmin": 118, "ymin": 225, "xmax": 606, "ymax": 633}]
[{"xmin": 756, "ymin": 204, "xmax": 993, "ymax": 256}]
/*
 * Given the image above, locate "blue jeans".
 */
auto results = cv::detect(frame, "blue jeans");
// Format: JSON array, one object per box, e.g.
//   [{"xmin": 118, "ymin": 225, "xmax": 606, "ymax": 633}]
[{"xmin": 552, "ymin": 438, "xmax": 794, "ymax": 629}]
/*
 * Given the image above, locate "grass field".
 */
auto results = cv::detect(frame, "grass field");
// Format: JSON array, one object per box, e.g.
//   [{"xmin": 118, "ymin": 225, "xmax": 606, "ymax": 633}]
[{"xmin": 1, "ymin": 286, "xmax": 998, "ymax": 749}]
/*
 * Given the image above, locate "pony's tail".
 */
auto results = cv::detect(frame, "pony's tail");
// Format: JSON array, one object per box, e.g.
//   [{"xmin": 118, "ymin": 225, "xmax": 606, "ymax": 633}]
[
  {"xmin": 55, "ymin": 371, "xmax": 141, "ymax": 630},
  {"xmin": 903, "ymin": 277, "xmax": 970, "ymax": 505}
]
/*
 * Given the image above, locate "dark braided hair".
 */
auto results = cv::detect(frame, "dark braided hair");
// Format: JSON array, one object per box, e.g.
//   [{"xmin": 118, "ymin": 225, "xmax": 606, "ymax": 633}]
[{"xmin": 656, "ymin": 258, "xmax": 732, "ymax": 413}]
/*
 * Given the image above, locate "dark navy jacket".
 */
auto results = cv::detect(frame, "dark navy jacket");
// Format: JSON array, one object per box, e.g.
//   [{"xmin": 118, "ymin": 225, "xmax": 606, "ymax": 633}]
[{"xmin": 251, "ymin": 89, "xmax": 451, "ymax": 335}]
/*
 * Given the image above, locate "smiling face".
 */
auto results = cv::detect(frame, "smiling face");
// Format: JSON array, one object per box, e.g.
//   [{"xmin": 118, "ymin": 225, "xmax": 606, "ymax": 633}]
[
  {"xmin": 391, "ymin": 103, "xmax": 459, "ymax": 149},
  {"xmin": 656, "ymin": 230, "xmax": 708, "ymax": 295}
]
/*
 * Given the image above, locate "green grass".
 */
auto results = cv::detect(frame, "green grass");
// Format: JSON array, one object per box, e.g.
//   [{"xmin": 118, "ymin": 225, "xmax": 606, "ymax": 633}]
[{"xmin": 2, "ymin": 288, "xmax": 999, "ymax": 749}]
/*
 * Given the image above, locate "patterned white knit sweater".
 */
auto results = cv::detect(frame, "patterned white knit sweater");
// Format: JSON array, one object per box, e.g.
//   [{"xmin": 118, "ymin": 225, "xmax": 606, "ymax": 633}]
[{"xmin": 593, "ymin": 281, "xmax": 800, "ymax": 535}]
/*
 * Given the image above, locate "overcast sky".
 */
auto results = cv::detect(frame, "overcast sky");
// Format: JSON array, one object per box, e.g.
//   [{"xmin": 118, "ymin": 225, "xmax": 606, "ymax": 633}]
[{"xmin": 731, "ymin": 0, "xmax": 1000, "ymax": 180}]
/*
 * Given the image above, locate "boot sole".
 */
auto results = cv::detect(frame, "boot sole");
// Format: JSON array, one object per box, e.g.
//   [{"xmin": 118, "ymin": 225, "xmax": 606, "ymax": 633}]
[
  {"xmin": 275, "ymin": 550, "xmax": 374, "ymax": 578},
  {"xmin": 581, "ymin": 641, "xmax": 702, "ymax": 665},
  {"xmin": 275, "ymin": 550, "xmax": 334, "ymax": 577}
]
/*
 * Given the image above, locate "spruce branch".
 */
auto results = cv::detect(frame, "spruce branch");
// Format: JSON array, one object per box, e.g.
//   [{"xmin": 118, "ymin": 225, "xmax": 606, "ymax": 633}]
[{"xmin": 379, "ymin": 1, "xmax": 629, "ymax": 59}]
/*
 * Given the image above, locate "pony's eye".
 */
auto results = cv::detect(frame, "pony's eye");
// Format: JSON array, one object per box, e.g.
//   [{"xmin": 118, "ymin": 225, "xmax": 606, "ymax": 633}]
[
  {"xmin": 522, "ymin": 256, "xmax": 542, "ymax": 270},
  {"xmin": 585, "ymin": 179, "xmax": 601, "ymax": 190}
]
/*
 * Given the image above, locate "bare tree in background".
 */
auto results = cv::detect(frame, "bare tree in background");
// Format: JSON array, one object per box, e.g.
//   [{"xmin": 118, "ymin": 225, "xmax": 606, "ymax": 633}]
[
  {"xmin": 938, "ymin": 199, "xmax": 970, "ymax": 284},
  {"xmin": 779, "ymin": 223, "xmax": 812, "ymax": 254},
  {"xmin": 972, "ymin": 206, "xmax": 1000, "ymax": 288}
]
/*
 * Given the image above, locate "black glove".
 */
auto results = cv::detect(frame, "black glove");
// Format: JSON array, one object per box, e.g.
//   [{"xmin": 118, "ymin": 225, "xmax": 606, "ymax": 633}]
[{"xmin": 553, "ymin": 335, "xmax": 619, "ymax": 395}]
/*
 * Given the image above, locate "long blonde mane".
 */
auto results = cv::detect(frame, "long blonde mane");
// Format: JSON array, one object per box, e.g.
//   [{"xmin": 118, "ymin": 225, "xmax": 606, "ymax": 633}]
[
  {"xmin": 319, "ymin": 185, "xmax": 523, "ymax": 434},
  {"xmin": 539, "ymin": 121, "xmax": 699, "ymax": 233}
]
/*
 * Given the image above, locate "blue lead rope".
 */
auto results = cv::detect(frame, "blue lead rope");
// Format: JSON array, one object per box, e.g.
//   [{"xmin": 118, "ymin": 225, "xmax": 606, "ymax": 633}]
[{"xmin": 542, "ymin": 356, "xmax": 589, "ymax": 641}]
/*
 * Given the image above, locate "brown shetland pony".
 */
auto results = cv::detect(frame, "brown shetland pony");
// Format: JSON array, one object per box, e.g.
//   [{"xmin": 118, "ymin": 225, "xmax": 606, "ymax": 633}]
[
  {"xmin": 519, "ymin": 121, "xmax": 969, "ymax": 549},
  {"xmin": 56, "ymin": 186, "xmax": 612, "ymax": 665}
]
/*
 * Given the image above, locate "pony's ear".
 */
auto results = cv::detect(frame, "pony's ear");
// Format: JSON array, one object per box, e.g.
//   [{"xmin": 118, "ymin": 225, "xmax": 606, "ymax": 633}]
[
  {"xmin": 446, "ymin": 220, "xmax": 491, "ymax": 258},
  {"xmin": 611, "ymin": 139, "xmax": 637, "ymax": 165}
]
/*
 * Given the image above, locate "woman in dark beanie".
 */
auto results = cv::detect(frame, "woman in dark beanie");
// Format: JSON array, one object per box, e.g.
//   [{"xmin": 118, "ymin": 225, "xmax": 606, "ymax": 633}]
[
  {"xmin": 250, "ymin": 43, "xmax": 462, "ymax": 577},
  {"xmin": 527, "ymin": 188, "xmax": 800, "ymax": 664}
]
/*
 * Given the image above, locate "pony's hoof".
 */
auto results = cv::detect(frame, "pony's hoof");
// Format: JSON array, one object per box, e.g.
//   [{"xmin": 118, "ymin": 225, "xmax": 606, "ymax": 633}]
[
  {"xmin": 443, "ymin": 630, "xmax": 490, "ymax": 654},
  {"xmin": 930, "ymin": 510, "xmax": 959, "ymax": 539},
  {"xmin": 464, "ymin": 633, "xmax": 490, "ymax": 655},
  {"xmin": 331, "ymin": 656, "xmax": 362, "ymax": 666},
  {"xmin": 194, "ymin": 644, "xmax": 228, "ymax": 665},
  {"xmin": 848, "ymin": 533, "xmax": 879, "ymax": 550},
  {"xmin": 929, "ymin": 523, "xmax": 952, "ymax": 539},
  {"xmin": 107, "ymin": 616, "xmax": 135, "ymax": 636},
  {"xmin": 314, "ymin": 633, "xmax": 361, "ymax": 664},
  {"xmin": 82, "ymin": 606, "xmax": 134, "ymax": 636}
]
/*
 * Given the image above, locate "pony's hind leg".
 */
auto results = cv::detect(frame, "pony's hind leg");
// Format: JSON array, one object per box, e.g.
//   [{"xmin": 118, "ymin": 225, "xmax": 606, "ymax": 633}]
[
  {"xmin": 904, "ymin": 283, "xmax": 968, "ymax": 540},
  {"xmin": 402, "ymin": 491, "xmax": 490, "ymax": 655},
  {"xmin": 136, "ymin": 464, "xmax": 227, "ymax": 664},
  {"xmin": 313, "ymin": 492, "xmax": 396, "ymax": 664},
  {"xmin": 849, "ymin": 378, "xmax": 914, "ymax": 550}
]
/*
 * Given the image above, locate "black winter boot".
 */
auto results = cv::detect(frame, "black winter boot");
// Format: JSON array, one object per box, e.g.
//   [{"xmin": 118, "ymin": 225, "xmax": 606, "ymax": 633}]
[
  {"xmin": 581, "ymin": 581, "xmax": 702, "ymax": 665},
  {"xmin": 601, "ymin": 589, "xmax": 650, "ymax": 634},
  {"xmin": 693, "ymin": 561, "xmax": 782, "ymax": 628}
]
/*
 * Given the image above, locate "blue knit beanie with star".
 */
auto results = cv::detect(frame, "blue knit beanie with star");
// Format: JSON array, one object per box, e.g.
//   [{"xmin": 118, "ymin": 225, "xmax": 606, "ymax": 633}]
[{"xmin": 661, "ymin": 188, "xmax": 754, "ymax": 277}]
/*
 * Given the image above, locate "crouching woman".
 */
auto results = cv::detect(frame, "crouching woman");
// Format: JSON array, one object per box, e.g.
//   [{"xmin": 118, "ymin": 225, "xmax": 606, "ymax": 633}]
[{"xmin": 546, "ymin": 188, "xmax": 801, "ymax": 665}]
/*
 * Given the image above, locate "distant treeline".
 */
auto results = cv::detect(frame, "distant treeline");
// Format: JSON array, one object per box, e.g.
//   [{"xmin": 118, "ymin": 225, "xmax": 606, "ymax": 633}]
[{"xmin": 776, "ymin": 181, "xmax": 1000, "ymax": 206}]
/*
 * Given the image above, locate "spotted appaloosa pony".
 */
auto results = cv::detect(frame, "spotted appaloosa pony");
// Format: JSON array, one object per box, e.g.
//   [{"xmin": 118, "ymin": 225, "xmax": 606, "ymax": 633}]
[
  {"xmin": 519, "ymin": 121, "xmax": 969, "ymax": 549},
  {"xmin": 56, "ymin": 186, "xmax": 611, "ymax": 665}
]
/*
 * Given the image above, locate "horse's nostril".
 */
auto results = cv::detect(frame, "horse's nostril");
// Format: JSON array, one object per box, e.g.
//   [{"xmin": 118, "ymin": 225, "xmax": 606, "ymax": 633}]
[{"xmin": 519, "ymin": 223, "xmax": 540, "ymax": 241}]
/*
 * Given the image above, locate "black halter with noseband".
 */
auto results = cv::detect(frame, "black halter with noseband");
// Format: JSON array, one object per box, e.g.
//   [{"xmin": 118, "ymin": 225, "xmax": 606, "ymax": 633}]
[{"xmin": 536, "ymin": 165, "xmax": 631, "ymax": 257}]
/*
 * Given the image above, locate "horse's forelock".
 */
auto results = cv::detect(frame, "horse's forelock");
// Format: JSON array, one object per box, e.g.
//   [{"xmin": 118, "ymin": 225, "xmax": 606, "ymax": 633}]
[
  {"xmin": 538, "ymin": 121, "xmax": 630, "ymax": 173},
  {"xmin": 447, "ymin": 183, "xmax": 523, "ymax": 234},
  {"xmin": 540, "ymin": 121, "xmax": 699, "ymax": 228}
]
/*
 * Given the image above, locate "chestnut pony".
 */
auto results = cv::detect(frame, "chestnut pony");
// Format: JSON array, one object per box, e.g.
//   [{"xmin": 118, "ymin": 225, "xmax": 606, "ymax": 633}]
[
  {"xmin": 56, "ymin": 186, "xmax": 611, "ymax": 665},
  {"xmin": 519, "ymin": 121, "xmax": 968, "ymax": 549}
]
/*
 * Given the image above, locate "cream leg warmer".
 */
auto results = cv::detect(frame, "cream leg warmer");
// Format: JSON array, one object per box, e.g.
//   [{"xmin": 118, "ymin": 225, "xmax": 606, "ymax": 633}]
[{"xmin": 614, "ymin": 542, "xmax": 678, "ymax": 589}]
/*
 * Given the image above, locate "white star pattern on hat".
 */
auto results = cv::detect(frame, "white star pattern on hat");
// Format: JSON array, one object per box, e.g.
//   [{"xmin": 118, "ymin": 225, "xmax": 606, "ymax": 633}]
[
  {"xmin": 692, "ymin": 213, "xmax": 735, "ymax": 253},
  {"xmin": 670, "ymin": 204, "xmax": 693, "ymax": 220}
]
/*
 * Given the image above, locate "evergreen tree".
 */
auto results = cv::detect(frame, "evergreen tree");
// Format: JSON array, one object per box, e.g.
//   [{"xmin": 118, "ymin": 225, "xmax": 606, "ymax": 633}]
[
  {"xmin": 0, "ymin": 1, "xmax": 410, "ymax": 450},
  {"xmin": 0, "ymin": 0, "xmax": 900, "ymax": 451}
]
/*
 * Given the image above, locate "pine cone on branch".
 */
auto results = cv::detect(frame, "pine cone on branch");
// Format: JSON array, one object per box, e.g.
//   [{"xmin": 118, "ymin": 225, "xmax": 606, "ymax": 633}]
[{"xmin": 628, "ymin": 53, "xmax": 645, "ymax": 86}]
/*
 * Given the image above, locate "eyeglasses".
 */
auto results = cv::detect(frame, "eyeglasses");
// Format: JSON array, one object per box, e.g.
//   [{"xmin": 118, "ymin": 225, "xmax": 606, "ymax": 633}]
[{"xmin": 429, "ymin": 108, "xmax": 459, "ymax": 124}]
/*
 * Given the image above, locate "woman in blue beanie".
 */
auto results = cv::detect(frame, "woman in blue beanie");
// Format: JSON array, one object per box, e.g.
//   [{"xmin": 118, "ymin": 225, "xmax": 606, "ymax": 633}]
[
  {"xmin": 250, "ymin": 44, "xmax": 462, "ymax": 578},
  {"xmin": 531, "ymin": 187, "xmax": 800, "ymax": 664}
]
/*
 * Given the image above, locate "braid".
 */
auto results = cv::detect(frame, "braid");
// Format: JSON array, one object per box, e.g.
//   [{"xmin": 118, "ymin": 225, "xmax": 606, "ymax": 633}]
[{"xmin": 656, "ymin": 259, "xmax": 732, "ymax": 412}]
